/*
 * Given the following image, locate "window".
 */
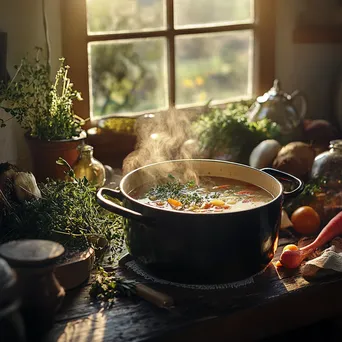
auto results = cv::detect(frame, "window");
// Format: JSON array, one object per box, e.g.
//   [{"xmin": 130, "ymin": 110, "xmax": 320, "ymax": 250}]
[{"xmin": 61, "ymin": 0, "xmax": 275, "ymax": 121}]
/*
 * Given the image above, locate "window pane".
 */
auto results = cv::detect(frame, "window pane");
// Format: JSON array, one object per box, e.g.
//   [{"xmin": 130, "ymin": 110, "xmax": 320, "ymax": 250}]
[
  {"xmin": 89, "ymin": 38, "xmax": 168, "ymax": 118},
  {"xmin": 175, "ymin": 31, "xmax": 253, "ymax": 106},
  {"xmin": 86, "ymin": 0, "xmax": 166, "ymax": 34},
  {"xmin": 174, "ymin": 0, "xmax": 253, "ymax": 28}
]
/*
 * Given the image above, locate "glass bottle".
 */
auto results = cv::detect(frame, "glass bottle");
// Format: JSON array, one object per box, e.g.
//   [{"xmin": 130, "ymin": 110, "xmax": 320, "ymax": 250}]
[
  {"xmin": 73, "ymin": 144, "xmax": 106, "ymax": 188},
  {"xmin": 311, "ymin": 140, "xmax": 342, "ymax": 188}
]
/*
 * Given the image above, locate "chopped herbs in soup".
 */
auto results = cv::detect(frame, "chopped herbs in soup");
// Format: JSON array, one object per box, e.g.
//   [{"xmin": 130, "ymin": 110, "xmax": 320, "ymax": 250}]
[{"xmin": 132, "ymin": 174, "xmax": 273, "ymax": 213}]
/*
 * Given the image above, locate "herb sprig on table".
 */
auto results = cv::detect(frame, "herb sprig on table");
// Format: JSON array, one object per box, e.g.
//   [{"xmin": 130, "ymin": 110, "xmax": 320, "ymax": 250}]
[{"xmin": 89, "ymin": 267, "xmax": 136, "ymax": 305}]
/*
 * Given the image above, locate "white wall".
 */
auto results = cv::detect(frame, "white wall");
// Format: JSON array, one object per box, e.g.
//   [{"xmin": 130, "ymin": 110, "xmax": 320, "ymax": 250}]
[
  {"xmin": 1, "ymin": 0, "xmax": 342, "ymax": 168},
  {"xmin": 0, "ymin": 0, "xmax": 62, "ymax": 169}
]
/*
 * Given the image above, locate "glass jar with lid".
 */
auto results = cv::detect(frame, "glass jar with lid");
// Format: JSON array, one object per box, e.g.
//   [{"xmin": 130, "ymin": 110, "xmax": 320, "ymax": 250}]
[
  {"xmin": 311, "ymin": 140, "xmax": 342, "ymax": 187},
  {"xmin": 73, "ymin": 144, "xmax": 106, "ymax": 188}
]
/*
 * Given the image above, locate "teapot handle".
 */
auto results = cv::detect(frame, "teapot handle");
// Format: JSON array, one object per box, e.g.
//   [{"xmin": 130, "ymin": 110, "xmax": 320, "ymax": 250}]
[{"xmin": 290, "ymin": 90, "xmax": 307, "ymax": 120}]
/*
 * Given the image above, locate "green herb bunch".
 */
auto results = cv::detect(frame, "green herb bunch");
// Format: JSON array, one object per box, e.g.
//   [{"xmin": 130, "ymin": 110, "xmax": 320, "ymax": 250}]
[
  {"xmin": 0, "ymin": 48, "xmax": 84, "ymax": 140},
  {"xmin": 0, "ymin": 158, "xmax": 123, "ymax": 252},
  {"xmin": 89, "ymin": 267, "xmax": 136, "ymax": 305},
  {"xmin": 192, "ymin": 101, "xmax": 280, "ymax": 164}
]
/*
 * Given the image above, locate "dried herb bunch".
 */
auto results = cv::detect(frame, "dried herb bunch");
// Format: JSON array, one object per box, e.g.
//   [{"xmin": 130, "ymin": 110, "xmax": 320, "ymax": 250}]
[
  {"xmin": 192, "ymin": 101, "xmax": 280, "ymax": 164},
  {"xmin": 0, "ymin": 48, "xmax": 84, "ymax": 140},
  {"xmin": 0, "ymin": 158, "xmax": 124, "ymax": 252}
]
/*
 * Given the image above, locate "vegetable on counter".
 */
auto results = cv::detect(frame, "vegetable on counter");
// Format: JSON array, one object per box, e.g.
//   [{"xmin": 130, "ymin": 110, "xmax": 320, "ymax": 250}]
[
  {"xmin": 272, "ymin": 142, "xmax": 316, "ymax": 179},
  {"xmin": 290, "ymin": 206, "xmax": 321, "ymax": 236},
  {"xmin": 249, "ymin": 139, "xmax": 282, "ymax": 169},
  {"xmin": 279, "ymin": 211, "xmax": 342, "ymax": 268},
  {"xmin": 13, "ymin": 172, "xmax": 41, "ymax": 202}
]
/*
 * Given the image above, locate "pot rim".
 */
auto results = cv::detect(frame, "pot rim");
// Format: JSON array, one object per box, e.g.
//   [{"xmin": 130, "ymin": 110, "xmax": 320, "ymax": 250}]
[{"xmin": 119, "ymin": 159, "xmax": 283, "ymax": 216}]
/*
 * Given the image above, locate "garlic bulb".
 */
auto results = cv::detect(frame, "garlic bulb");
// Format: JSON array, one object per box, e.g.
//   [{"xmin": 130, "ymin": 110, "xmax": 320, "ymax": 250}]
[
  {"xmin": 281, "ymin": 210, "xmax": 293, "ymax": 230},
  {"xmin": 14, "ymin": 172, "xmax": 41, "ymax": 202}
]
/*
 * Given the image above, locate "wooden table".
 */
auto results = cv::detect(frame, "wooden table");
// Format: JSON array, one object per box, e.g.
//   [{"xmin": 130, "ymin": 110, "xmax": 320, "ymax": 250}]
[{"xmin": 50, "ymin": 236, "xmax": 342, "ymax": 342}]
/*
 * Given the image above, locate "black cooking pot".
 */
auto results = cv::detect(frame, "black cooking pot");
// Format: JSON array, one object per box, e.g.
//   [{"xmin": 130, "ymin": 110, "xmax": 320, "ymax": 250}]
[{"xmin": 97, "ymin": 159, "xmax": 303, "ymax": 283}]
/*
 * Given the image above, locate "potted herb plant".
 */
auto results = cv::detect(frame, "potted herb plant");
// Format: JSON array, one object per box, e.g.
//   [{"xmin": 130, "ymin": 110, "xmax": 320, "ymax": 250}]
[{"xmin": 0, "ymin": 48, "xmax": 86, "ymax": 181}]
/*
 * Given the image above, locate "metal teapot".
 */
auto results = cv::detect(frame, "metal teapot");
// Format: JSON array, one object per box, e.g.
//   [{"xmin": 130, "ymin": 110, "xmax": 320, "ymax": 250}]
[{"xmin": 248, "ymin": 80, "xmax": 307, "ymax": 135}]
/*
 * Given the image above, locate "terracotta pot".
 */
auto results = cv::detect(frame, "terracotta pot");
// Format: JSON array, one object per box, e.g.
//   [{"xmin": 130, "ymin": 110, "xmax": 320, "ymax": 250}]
[{"xmin": 25, "ymin": 131, "xmax": 86, "ymax": 182}]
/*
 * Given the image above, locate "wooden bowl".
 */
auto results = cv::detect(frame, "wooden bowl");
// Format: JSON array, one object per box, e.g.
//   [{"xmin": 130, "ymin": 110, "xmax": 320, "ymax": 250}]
[{"xmin": 55, "ymin": 247, "xmax": 95, "ymax": 290}]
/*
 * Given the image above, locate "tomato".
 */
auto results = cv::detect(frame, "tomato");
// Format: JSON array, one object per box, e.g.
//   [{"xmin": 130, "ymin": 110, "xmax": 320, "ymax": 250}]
[{"xmin": 291, "ymin": 206, "xmax": 321, "ymax": 236}]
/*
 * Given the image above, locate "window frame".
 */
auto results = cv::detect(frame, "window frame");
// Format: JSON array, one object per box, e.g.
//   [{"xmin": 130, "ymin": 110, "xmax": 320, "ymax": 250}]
[{"xmin": 60, "ymin": 0, "xmax": 275, "ymax": 121}]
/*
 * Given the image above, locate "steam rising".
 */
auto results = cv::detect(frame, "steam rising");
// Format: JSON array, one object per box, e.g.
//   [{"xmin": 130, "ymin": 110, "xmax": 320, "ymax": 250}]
[{"xmin": 122, "ymin": 109, "xmax": 202, "ymax": 182}]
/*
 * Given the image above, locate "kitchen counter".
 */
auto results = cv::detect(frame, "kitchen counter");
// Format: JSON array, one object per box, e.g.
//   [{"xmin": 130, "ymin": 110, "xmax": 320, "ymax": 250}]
[{"xmin": 50, "ymin": 236, "xmax": 342, "ymax": 342}]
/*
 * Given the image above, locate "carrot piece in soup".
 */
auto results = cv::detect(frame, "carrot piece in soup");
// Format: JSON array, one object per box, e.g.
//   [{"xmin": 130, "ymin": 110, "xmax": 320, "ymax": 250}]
[
  {"xmin": 167, "ymin": 198, "xmax": 182, "ymax": 207},
  {"xmin": 201, "ymin": 202, "xmax": 213, "ymax": 209}
]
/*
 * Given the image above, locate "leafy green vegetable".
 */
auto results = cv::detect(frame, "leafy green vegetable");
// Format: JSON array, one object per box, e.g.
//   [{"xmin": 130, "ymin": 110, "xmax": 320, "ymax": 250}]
[{"xmin": 192, "ymin": 101, "xmax": 280, "ymax": 164}]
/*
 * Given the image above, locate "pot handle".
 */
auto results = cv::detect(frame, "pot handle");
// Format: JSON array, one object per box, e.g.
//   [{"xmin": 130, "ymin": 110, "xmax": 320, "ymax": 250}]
[
  {"xmin": 96, "ymin": 188, "xmax": 154, "ymax": 225},
  {"xmin": 261, "ymin": 168, "xmax": 304, "ymax": 199}
]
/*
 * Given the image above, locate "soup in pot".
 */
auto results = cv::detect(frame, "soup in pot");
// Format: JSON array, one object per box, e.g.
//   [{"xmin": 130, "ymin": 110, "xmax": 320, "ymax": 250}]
[{"xmin": 131, "ymin": 174, "xmax": 273, "ymax": 213}]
